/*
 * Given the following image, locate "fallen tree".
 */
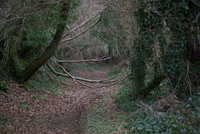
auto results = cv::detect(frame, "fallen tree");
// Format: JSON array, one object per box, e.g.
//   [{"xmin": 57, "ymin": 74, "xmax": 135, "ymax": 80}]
[
  {"xmin": 46, "ymin": 58, "xmax": 127, "ymax": 88},
  {"xmin": 56, "ymin": 56, "xmax": 112, "ymax": 63}
]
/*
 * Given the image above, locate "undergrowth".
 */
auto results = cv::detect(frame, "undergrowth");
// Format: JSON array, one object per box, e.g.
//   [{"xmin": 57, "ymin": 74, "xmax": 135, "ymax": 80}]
[
  {"xmin": 107, "ymin": 67, "xmax": 122, "ymax": 76},
  {"xmin": 115, "ymin": 80, "xmax": 200, "ymax": 133},
  {"xmin": 85, "ymin": 87, "xmax": 128, "ymax": 134},
  {"xmin": 22, "ymin": 67, "xmax": 66, "ymax": 95},
  {"xmin": 0, "ymin": 81, "xmax": 8, "ymax": 93}
]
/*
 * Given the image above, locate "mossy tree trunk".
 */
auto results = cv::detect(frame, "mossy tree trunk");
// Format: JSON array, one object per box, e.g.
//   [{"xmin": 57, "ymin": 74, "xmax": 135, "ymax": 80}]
[
  {"xmin": 20, "ymin": 1, "xmax": 71, "ymax": 82},
  {"xmin": 130, "ymin": 0, "xmax": 192, "ymax": 99}
]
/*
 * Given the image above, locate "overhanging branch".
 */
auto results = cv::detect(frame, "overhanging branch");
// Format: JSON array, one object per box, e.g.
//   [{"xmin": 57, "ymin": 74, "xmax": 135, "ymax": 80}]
[
  {"xmin": 62, "ymin": 5, "xmax": 109, "ymax": 38},
  {"xmin": 61, "ymin": 14, "xmax": 101, "ymax": 43}
]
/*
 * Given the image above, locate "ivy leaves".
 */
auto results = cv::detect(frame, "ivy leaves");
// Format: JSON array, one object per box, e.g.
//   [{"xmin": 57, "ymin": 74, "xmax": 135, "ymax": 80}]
[{"xmin": 131, "ymin": 0, "xmax": 192, "ymax": 97}]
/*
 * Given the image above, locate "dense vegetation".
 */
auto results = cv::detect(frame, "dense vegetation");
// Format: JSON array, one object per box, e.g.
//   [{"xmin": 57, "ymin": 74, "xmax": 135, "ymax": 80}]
[
  {"xmin": 93, "ymin": 0, "xmax": 200, "ymax": 133},
  {"xmin": 0, "ymin": 0, "xmax": 200, "ymax": 133},
  {"xmin": 0, "ymin": 0, "xmax": 77, "ymax": 82}
]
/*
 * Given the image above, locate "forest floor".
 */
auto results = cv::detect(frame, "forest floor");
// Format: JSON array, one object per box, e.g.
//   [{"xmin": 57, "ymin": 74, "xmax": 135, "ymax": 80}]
[{"xmin": 0, "ymin": 64, "xmax": 127, "ymax": 134}]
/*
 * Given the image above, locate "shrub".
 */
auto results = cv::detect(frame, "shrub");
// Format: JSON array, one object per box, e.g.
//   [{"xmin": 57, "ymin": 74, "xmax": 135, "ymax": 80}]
[{"xmin": 0, "ymin": 81, "xmax": 8, "ymax": 92}]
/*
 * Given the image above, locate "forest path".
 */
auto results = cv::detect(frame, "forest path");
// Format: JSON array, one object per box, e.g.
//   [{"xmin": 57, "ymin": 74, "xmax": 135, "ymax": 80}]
[
  {"xmin": 0, "ymin": 64, "xmax": 122, "ymax": 134},
  {"xmin": 47, "ymin": 65, "xmax": 118, "ymax": 134}
]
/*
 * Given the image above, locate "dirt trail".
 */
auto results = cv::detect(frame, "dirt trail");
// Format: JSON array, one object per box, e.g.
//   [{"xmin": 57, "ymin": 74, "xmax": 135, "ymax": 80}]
[
  {"xmin": 0, "ymin": 66, "xmax": 119, "ymax": 134},
  {"xmin": 47, "ymin": 67, "xmax": 112, "ymax": 134}
]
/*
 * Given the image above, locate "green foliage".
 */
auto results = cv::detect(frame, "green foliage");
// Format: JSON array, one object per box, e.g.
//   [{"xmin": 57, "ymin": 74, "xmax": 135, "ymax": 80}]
[
  {"xmin": 0, "ymin": 81, "xmax": 8, "ymax": 93},
  {"xmin": 127, "ymin": 111, "xmax": 197, "ymax": 134},
  {"xmin": 19, "ymin": 30, "xmax": 53, "ymax": 58},
  {"xmin": 0, "ymin": 0, "xmax": 79, "ymax": 81},
  {"xmin": 0, "ymin": 1, "xmax": 62, "ymax": 76},
  {"xmin": 91, "ymin": 6, "xmax": 129, "ymax": 60},
  {"xmin": 158, "ymin": 1, "xmax": 189, "ymax": 96},
  {"xmin": 115, "ymin": 87, "xmax": 135, "ymax": 111},
  {"xmin": 115, "ymin": 82, "xmax": 168, "ymax": 112},
  {"xmin": 147, "ymin": 82, "xmax": 170, "ymax": 99},
  {"xmin": 107, "ymin": 68, "xmax": 122, "ymax": 76},
  {"xmin": 23, "ymin": 78, "xmax": 64, "ymax": 95},
  {"xmin": 17, "ymin": 4, "xmax": 62, "ymax": 61},
  {"xmin": 130, "ymin": 1, "xmax": 162, "ymax": 97},
  {"xmin": 187, "ymin": 92, "xmax": 200, "ymax": 112},
  {"xmin": 115, "ymin": 91, "xmax": 200, "ymax": 133},
  {"xmin": 116, "ymin": 87, "xmax": 200, "ymax": 133},
  {"xmin": 32, "ymin": 95, "xmax": 47, "ymax": 100},
  {"xmin": 86, "ymin": 89, "xmax": 128, "ymax": 134},
  {"xmin": 22, "ymin": 67, "xmax": 65, "ymax": 95},
  {"xmin": 116, "ymin": 79, "xmax": 199, "ymax": 133},
  {"xmin": 0, "ymin": 117, "xmax": 7, "ymax": 126},
  {"xmin": 20, "ymin": 104, "xmax": 32, "ymax": 109}
]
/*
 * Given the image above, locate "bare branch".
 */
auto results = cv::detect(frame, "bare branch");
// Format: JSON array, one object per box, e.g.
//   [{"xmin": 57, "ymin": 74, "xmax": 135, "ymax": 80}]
[
  {"xmin": 60, "ymin": 2, "xmax": 119, "ymax": 43},
  {"xmin": 61, "ymin": 14, "xmax": 101, "ymax": 43},
  {"xmin": 0, "ymin": 11, "xmax": 44, "ymax": 25},
  {"xmin": 47, "ymin": 62, "xmax": 102, "ymax": 83},
  {"xmin": 56, "ymin": 56, "xmax": 111, "ymax": 63},
  {"xmin": 195, "ymin": 13, "xmax": 200, "ymax": 22},
  {"xmin": 62, "ymin": 5, "xmax": 109, "ymax": 38},
  {"xmin": 47, "ymin": 58, "xmax": 126, "ymax": 84},
  {"xmin": 0, "ymin": 1, "xmax": 61, "ymax": 25},
  {"xmin": 191, "ymin": 0, "xmax": 200, "ymax": 7},
  {"xmin": 52, "ymin": 59, "xmax": 78, "ymax": 84},
  {"xmin": 75, "ymin": 81, "xmax": 94, "ymax": 88}
]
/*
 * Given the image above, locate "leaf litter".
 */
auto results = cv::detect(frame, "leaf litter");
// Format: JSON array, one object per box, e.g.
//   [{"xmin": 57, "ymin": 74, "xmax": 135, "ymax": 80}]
[{"xmin": 0, "ymin": 66, "xmax": 122, "ymax": 134}]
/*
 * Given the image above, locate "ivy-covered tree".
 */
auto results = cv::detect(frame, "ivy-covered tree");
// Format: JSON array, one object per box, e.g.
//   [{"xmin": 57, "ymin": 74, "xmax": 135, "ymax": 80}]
[
  {"xmin": 130, "ymin": 0, "xmax": 200, "ymax": 98},
  {"xmin": 0, "ymin": 0, "xmax": 72, "ymax": 82},
  {"xmin": 20, "ymin": 1, "xmax": 72, "ymax": 82}
]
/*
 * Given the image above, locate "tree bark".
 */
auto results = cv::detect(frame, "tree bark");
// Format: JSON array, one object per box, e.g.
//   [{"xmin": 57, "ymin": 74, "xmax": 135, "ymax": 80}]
[{"xmin": 20, "ymin": 1, "xmax": 71, "ymax": 82}]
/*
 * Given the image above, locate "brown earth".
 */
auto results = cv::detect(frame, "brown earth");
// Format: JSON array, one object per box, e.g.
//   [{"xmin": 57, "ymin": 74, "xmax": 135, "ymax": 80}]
[{"xmin": 0, "ymin": 65, "xmax": 119, "ymax": 134}]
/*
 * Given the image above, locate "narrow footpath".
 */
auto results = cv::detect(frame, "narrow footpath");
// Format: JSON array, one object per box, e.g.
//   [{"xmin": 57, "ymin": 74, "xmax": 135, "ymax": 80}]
[
  {"xmin": 48, "ymin": 67, "xmax": 113, "ymax": 134},
  {"xmin": 0, "ymin": 65, "xmax": 126, "ymax": 134}
]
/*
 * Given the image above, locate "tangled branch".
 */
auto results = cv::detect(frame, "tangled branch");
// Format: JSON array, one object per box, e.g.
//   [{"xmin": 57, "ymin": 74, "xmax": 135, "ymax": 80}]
[{"xmin": 46, "ymin": 58, "xmax": 127, "ymax": 88}]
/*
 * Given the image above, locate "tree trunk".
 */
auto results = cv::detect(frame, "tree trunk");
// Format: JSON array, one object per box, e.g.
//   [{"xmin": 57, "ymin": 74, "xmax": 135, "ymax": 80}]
[
  {"xmin": 20, "ymin": 1, "xmax": 71, "ymax": 82},
  {"xmin": 139, "ymin": 74, "xmax": 165, "ymax": 98}
]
